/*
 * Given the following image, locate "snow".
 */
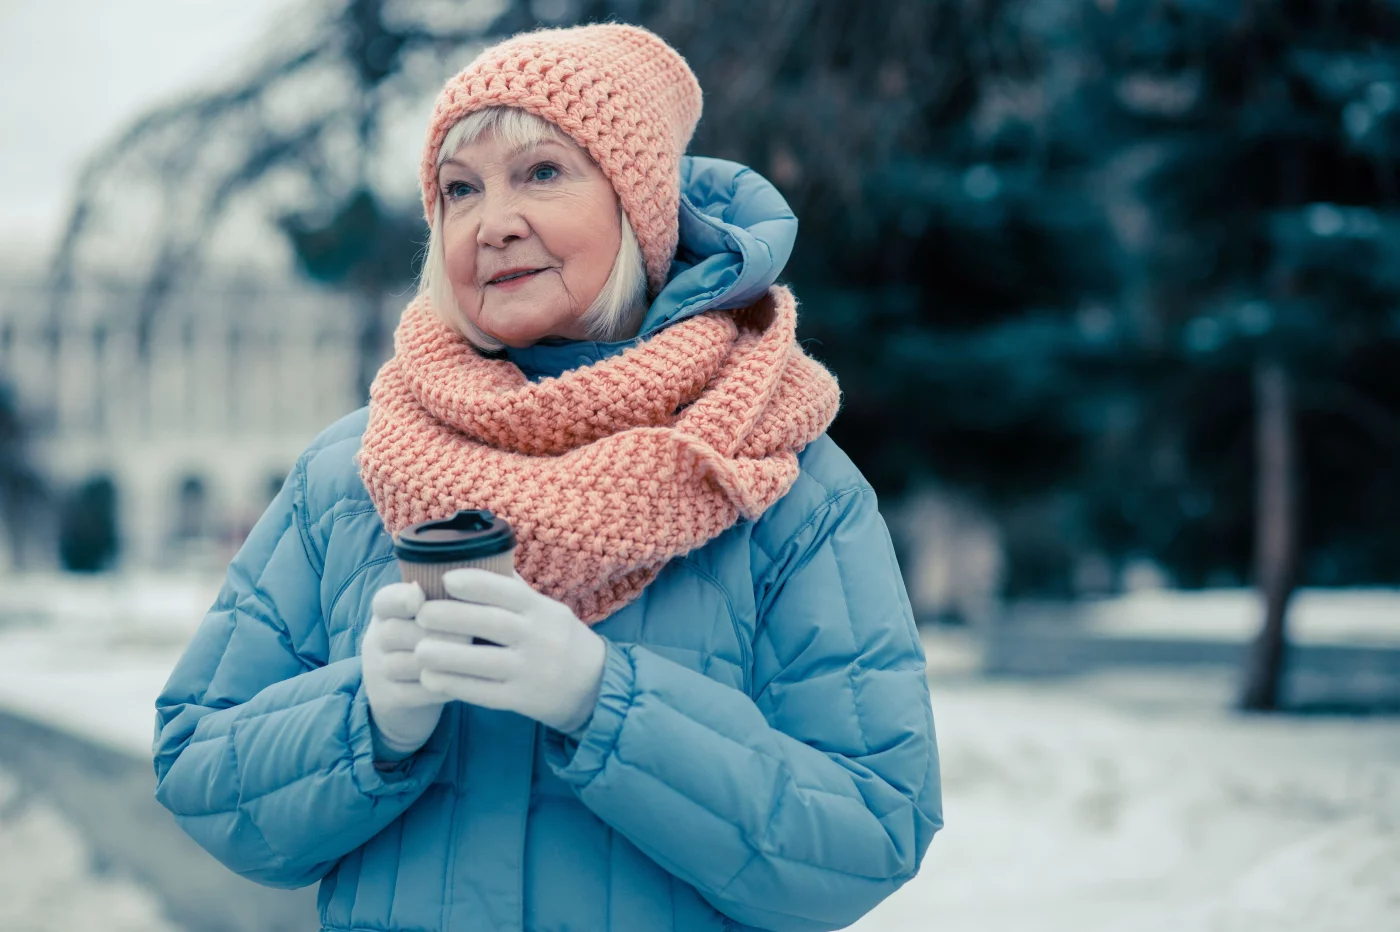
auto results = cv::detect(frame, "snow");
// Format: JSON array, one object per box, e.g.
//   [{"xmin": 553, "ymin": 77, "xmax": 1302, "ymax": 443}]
[
  {"xmin": 0, "ymin": 767, "xmax": 180, "ymax": 932},
  {"xmin": 1075, "ymin": 588, "xmax": 1400, "ymax": 647},
  {"xmin": 851, "ymin": 669, "xmax": 1400, "ymax": 932},
  {"xmin": 0, "ymin": 573, "xmax": 1398, "ymax": 930},
  {"xmin": 0, "ymin": 571, "xmax": 221, "ymax": 757}
]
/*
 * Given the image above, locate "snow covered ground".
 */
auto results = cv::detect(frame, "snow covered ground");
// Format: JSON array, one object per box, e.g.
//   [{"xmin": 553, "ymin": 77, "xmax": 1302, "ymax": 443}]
[
  {"xmin": 1072, "ymin": 587, "xmax": 1400, "ymax": 646},
  {"xmin": 0, "ymin": 766, "xmax": 179, "ymax": 932},
  {"xmin": 0, "ymin": 572, "xmax": 1397, "ymax": 930},
  {"xmin": 0, "ymin": 571, "xmax": 216, "ymax": 757},
  {"xmin": 853, "ymin": 667, "xmax": 1400, "ymax": 932}
]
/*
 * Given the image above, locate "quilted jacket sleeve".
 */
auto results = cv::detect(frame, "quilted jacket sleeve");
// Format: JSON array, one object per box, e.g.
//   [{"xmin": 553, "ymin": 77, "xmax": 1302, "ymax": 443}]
[
  {"xmin": 152, "ymin": 449, "xmax": 452, "ymax": 889},
  {"xmin": 543, "ymin": 483, "xmax": 943, "ymax": 931}
]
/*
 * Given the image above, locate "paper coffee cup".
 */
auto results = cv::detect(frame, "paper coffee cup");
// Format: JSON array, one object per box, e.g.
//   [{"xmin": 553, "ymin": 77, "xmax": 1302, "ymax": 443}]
[{"xmin": 392, "ymin": 509, "xmax": 517, "ymax": 645}]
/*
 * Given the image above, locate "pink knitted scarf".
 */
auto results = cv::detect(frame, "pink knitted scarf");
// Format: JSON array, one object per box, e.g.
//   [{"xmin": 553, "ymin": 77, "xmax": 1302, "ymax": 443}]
[{"xmin": 356, "ymin": 285, "xmax": 841, "ymax": 624}]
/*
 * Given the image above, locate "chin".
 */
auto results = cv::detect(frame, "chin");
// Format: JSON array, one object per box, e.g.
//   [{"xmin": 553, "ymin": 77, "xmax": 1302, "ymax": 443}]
[
  {"xmin": 474, "ymin": 319, "xmax": 549, "ymax": 349},
  {"xmin": 475, "ymin": 306, "xmax": 578, "ymax": 348}
]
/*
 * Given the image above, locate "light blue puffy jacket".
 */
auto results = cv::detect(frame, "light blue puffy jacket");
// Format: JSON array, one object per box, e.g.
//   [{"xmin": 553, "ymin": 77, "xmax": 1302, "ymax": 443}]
[{"xmin": 153, "ymin": 158, "xmax": 943, "ymax": 932}]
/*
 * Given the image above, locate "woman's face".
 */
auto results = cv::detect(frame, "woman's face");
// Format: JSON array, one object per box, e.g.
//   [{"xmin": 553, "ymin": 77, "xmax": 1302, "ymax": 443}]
[{"xmin": 438, "ymin": 130, "xmax": 621, "ymax": 348}]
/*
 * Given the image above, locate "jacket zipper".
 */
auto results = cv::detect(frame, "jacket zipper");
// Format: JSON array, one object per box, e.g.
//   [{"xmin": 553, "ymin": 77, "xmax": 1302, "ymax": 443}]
[
  {"xmin": 441, "ymin": 703, "xmax": 465, "ymax": 930},
  {"xmin": 731, "ymin": 611, "xmax": 753, "ymax": 696},
  {"xmin": 518, "ymin": 723, "xmax": 539, "ymax": 932}
]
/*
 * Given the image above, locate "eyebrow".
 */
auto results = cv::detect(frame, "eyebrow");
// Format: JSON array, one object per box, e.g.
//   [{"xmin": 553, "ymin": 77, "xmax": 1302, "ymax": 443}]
[{"xmin": 440, "ymin": 137, "xmax": 574, "ymax": 171}]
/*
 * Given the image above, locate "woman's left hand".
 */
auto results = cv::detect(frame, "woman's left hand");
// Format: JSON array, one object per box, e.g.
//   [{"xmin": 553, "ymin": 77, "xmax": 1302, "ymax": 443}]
[{"xmin": 413, "ymin": 568, "xmax": 606, "ymax": 737}]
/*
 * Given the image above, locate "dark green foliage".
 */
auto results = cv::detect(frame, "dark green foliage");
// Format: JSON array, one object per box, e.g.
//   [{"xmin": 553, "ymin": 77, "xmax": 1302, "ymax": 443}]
[
  {"xmin": 58, "ymin": 475, "xmax": 119, "ymax": 573},
  {"xmin": 280, "ymin": 187, "xmax": 425, "ymax": 289},
  {"xmin": 660, "ymin": 0, "xmax": 1400, "ymax": 593}
]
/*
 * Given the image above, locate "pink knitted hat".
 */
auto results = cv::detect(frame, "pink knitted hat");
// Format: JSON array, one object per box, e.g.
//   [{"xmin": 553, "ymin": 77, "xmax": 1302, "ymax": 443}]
[{"xmin": 419, "ymin": 24, "xmax": 704, "ymax": 293}]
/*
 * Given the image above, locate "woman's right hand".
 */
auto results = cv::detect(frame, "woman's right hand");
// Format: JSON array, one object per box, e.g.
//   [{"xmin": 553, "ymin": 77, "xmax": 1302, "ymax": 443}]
[{"xmin": 363, "ymin": 581, "xmax": 451, "ymax": 762}]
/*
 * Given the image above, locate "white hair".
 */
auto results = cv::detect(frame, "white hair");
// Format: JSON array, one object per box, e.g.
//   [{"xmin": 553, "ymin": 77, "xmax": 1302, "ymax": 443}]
[{"xmin": 418, "ymin": 106, "xmax": 649, "ymax": 352}]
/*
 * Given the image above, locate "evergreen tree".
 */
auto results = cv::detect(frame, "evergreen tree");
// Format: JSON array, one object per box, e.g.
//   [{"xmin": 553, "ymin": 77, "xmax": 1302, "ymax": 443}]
[
  {"xmin": 57, "ymin": 475, "xmax": 119, "ymax": 573},
  {"xmin": 823, "ymin": 0, "xmax": 1400, "ymax": 707}
]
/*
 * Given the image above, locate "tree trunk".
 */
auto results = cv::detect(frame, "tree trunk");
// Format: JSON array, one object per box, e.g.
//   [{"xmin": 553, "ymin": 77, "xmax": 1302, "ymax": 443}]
[{"xmin": 1239, "ymin": 360, "xmax": 1299, "ymax": 711}]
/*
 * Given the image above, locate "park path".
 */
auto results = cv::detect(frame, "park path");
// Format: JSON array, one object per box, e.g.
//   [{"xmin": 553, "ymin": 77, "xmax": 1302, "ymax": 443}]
[{"xmin": 0, "ymin": 710, "xmax": 316, "ymax": 932}]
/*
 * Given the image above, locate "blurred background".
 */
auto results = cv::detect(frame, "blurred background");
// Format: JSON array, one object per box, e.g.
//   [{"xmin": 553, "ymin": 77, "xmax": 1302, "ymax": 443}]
[{"xmin": 1, "ymin": 0, "xmax": 1398, "ymax": 930}]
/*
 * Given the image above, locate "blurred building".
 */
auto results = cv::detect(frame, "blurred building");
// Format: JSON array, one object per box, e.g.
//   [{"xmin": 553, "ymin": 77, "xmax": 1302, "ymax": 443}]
[{"xmin": 0, "ymin": 271, "xmax": 365, "ymax": 573}]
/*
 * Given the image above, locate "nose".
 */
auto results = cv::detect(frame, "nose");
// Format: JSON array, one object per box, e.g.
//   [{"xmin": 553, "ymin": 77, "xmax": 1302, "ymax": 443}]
[{"xmin": 476, "ymin": 187, "xmax": 529, "ymax": 249}]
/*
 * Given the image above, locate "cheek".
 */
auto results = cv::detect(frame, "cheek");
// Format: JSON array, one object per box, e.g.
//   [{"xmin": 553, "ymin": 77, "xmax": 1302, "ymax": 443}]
[
  {"xmin": 546, "ymin": 200, "xmax": 620, "ymax": 290},
  {"xmin": 441, "ymin": 221, "xmax": 477, "ymax": 298}
]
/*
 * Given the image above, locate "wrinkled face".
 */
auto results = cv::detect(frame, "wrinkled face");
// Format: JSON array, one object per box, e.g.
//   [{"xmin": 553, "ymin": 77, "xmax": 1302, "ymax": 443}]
[{"xmin": 437, "ymin": 130, "xmax": 622, "ymax": 348}]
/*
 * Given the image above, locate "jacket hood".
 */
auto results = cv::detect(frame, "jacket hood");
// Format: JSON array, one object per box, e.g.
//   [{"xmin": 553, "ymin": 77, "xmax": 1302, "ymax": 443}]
[{"xmin": 502, "ymin": 156, "xmax": 797, "ymax": 381}]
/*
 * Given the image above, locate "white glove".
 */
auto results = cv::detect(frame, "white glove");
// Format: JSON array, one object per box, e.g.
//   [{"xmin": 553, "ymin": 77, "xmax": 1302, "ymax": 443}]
[
  {"xmin": 414, "ymin": 568, "xmax": 607, "ymax": 737},
  {"xmin": 362, "ymin": 581, "xmax": 451, "ymax": 761}
]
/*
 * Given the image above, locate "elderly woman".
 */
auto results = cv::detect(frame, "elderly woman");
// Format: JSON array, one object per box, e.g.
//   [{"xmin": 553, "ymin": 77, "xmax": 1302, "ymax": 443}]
[{"xmin": 154, "ymin": 23, "xmax": 942, "ymax": 932}]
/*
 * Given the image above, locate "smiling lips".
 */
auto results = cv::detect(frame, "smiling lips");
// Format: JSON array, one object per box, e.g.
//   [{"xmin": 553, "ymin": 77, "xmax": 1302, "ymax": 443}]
[{"xmin": 486, "ymin": 267, "xmax": 546, "ymax": 286}]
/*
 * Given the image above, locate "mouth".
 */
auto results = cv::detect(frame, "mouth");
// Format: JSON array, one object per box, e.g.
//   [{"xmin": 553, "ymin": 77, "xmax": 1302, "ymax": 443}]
[{"xmin": 486, "ymin": 267, "xmax": 548, "ymax": 286}]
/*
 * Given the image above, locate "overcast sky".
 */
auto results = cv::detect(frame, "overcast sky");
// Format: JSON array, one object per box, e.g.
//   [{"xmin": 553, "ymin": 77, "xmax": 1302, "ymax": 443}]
[{"xmin": 0, "ymin": 0, "xmax": 302, "ymax": 263}]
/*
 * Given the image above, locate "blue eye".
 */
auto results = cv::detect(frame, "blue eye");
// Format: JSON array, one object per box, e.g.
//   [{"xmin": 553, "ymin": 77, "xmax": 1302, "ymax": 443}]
[
  {"xmin": 531, "ymin": 164, "xmax": 559, "ymax": 182},
  {"xmin": 444, "ymin": 181, "xmax": 475, "ymax": 199}
]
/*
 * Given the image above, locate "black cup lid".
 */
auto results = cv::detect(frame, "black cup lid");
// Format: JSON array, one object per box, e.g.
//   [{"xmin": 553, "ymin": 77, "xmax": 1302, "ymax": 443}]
[{"xmin": 393, "ymin": 509, "xmax": 516, "ymax": 563}]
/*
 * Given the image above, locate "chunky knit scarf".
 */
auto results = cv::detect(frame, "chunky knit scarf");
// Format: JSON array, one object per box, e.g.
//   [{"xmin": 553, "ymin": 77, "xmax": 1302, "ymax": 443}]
[{"xmin": 356, "ymin": 285, "xmax": 841, "ymax": 624}]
